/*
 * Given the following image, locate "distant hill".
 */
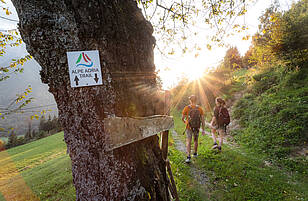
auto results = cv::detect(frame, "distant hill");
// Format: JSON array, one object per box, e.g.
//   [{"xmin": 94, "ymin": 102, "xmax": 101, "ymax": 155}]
[{"xmin": 0, "ymin": 44, "xmax": 57, "ymax": 136}]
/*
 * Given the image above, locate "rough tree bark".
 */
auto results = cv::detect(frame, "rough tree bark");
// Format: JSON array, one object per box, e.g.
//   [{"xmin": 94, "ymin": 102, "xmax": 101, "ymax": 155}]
[{"xmin": 12, "ymin": 0, "xmax": 170, "ymax": 200}]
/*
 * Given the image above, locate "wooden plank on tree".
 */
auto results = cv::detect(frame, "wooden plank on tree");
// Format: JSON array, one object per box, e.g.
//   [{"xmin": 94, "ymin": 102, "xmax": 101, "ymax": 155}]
[{"xmin": 105, "ymin": 115, "xmax": 173, "ymax": 150}]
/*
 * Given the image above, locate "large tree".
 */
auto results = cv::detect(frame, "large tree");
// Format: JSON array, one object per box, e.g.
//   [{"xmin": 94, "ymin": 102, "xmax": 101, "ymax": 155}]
[
  {"xmin": 10, "ymin": 0, "xmax": 253, "ymax": 199},
  {"xmin": 12, "ymin": 0, "xmax": 169, "ymax": 200}
]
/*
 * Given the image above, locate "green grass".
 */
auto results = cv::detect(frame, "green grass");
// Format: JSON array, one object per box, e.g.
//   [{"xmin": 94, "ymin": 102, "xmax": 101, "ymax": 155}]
[
  {"xmin": 171, "ymin": 110, "xmax": 308, "ymax": 201},
  {"xmin": 168, "ymin": 146, "xmax": 208, "ymax": 201},
  {"xmin": 0, "ymin": 132, "xmax": 75, "ymax": 201},
  {"xmin": 1, "ymin": 113, "xmax": 307, "ymax": 201},
  {"xmin": 232, "ymin": 67, "xmax": 308, "ymax": 172}
]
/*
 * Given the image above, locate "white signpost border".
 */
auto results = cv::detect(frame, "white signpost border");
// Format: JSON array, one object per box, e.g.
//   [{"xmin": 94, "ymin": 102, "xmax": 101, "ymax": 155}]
[{"xmin": 67, "ymin": 50, "xmax": 103, "ymax": 88}]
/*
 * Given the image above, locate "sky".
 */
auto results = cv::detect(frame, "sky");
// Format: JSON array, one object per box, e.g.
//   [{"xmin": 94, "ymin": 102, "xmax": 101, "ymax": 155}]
[
  {"xmin": 152, "ymin": 0, "xmax": 298, "ymax": 89},
  {"xmin": 0, "ymin": 0, "xmax": 298, "ymax": 89}
]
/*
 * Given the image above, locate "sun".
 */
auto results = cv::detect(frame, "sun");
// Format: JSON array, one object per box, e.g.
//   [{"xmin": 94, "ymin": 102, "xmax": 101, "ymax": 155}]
[
  {"xmin": 157, "ymin": 61, "xmax": 207, "ymax": 89},
  {"xmin": 156, "ymin": 53, "xmax": 214, "ymax": 89},
  {"xmin": 176, "ymin": 58, "xmax": 207, "ymax": 81},
  {"xmin": 185, "ymin": 66, "xmax": 205, "ymax": 81}
]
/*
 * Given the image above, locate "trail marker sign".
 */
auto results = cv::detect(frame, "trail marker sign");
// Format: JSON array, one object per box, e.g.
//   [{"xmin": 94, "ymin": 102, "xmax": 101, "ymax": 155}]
[{"xmin": 67, "ymin": 50, "xmax": 103, "ymax": 87}]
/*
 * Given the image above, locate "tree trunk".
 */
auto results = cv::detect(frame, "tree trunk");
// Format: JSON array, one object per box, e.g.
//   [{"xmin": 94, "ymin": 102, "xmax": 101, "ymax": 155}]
[{"xmin": 12, "ymin": 1, "xmax": 170, "ymax": 200}]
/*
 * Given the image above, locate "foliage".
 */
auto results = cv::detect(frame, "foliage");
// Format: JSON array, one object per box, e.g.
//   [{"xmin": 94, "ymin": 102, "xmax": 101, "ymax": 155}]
[
  {"xmin": 223, "ymin": 47, "xmax": 243, "ymax": 69},
  {"xmin": 249, "ymin": 0, "xmax": 308, "ymax": 69},
  {"xmin": 4, "ymin": 115, "xmax": 62, "ymax": 150},
  {"xmin": 6, "ymin": 130, "xmax": 17, "ymax": 148},
  {"xmin": 230, "ymin": 1, "xmax": 308, "ymax": 168},
  {"xmin": 278, "ymin": 0, "xmax": 308, "ymax": 68},
  {"xmin": 0, "ymin": 85, "xmax": 33, "ymax": 121},
  {"xmin": 0, "ymin": 0, "xmax": 33, "ymax": 121},
  {"xmin": 138, "ymin": 0, "xmax": 253, "ymax": 56},
  {"xmin": 39, "ymin": 115, "xmax": 53, "ymax": 134},
  {"xmin": 249, "ymin": 6, "xmax": 282, "ymax": 67},
  {"xmin": 0, "ymin": 3, "xmax": 31, "ymax": 81},
  {"xmin": 242, "ymin": 45, "xmax": 257, "ymax": 68}
]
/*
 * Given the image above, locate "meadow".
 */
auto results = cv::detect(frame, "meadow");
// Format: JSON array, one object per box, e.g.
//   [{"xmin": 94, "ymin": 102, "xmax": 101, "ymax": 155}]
[
  {"xmin": 0, "ymin": 132, "xmax": 75, "ymax": 201},
  {"xmin": 1, "ymin": 118, "xmax": 307, "ymax": 200}
]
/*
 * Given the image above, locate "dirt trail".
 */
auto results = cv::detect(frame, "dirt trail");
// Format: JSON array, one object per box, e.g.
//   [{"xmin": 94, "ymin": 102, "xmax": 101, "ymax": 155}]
[{"xmin": 171, "ymin": 130, "xmax": 211, "ymax": 187}]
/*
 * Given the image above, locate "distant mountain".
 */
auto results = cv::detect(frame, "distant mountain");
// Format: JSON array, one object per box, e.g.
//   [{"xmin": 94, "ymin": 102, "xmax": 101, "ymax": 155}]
[{"xmin": 0, "ymin": 44, "xmax": 57, "ymax": 136}]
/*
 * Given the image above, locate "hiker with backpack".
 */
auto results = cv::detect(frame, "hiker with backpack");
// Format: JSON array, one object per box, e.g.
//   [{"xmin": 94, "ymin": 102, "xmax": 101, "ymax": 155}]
[
  {"xmin": 182, "ymin": 95, "xmax": 206, "ymax": 163},
  {"xmin": 210, "ymin": 97, "xmax": 230, "ymax": 151}
]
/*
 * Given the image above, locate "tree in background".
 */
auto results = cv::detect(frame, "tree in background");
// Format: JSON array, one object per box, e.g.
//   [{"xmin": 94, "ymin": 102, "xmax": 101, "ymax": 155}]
[
  {"xmin": 244, "ymin": 0, "xmax": 308, "ymax": 70},
  {"xmin": 231, "ymin": 0, "xmax": 308, "ymax": 165},
  {"xmin": 278, "ymin": 0, "xmax": 308, "ymax": 68},
  {"xmin": 6, "ymin": 130, "xmax": 17, "ymax": 148},
  {"xmin": 223, "ymin": 47, "xmax": 243, "ymax": 70},
  {"xmin": 51, "ymin": 115, "xmax": 62, "ymax": 132},
  {"xmin": 242, "ymin": 46, "xmax": 257, "ymax": 68},
  {"xmin": 24, "ymin": 119, "xmax": 32, "ymax": 141},
  {"xmin": 38, "ymin": 115, "xmax": 45, "ymax": 132},
  {"xmin": 249, "ymin": 6, "xmax": 283, "ymax": 68},
  {"xmin": 43, "ymin": 115, "xmax": 54, "ymax": 134}
]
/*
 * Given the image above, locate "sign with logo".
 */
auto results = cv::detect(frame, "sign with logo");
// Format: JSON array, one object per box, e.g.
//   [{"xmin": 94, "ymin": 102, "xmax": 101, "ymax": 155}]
[{"xmin": 67, "ymin": 50, "xmax": 103, "ymax": 88}]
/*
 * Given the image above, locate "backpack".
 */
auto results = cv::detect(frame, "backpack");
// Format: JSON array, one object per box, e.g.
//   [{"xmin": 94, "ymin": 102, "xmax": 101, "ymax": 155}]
[
  {"xmin": 188, "ymin": 105, "xmax": 201, "ymax": 132},
  {"xmin": 218, "ymin": 107, "xmax": 230, "ymax": 126}
]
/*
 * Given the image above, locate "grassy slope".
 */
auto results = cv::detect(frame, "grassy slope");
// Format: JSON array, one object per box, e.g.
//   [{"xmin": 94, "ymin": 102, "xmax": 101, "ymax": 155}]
[
  {"xmin": 171, "ymin": 110, "xmax": 308, "ymax": 201},
  {"xmin": 231, "ymin": 67, "xmax": 308, "ymax": 173},
  {"xmin": 0, "ymin": 113, "xmax": 307, "ymax": 201},
  {"xmin": 0, "ymin": 132, "xmax": 75, "ymax": 201}
]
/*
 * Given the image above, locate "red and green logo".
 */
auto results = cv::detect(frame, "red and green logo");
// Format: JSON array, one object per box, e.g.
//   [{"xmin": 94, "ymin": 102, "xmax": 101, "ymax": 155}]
[{"xmin": 76, "ymin": 52, "xmax": 93, "ymax": 67}]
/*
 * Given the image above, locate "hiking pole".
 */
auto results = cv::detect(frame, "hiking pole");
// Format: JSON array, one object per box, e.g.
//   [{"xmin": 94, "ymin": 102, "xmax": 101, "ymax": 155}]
[{"xmin": 182, "ymin": 128, "xmax": 186, "ymax": 135}]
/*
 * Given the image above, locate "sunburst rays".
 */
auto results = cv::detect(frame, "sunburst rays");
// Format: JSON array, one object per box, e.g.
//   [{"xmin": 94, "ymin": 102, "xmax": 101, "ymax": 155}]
[{"xmin": 170, "ymin": 72, "xmax": 228, "ymax": 112}]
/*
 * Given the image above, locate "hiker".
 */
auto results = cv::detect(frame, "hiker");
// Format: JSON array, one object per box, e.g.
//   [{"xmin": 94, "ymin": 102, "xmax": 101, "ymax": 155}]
[
  {"xmin": 182, "ymin": 95, "xmax": 206, "ymax": 163},
  {"xmin": 210, "ymin": 97, "xmax": 230, "ymax": 151}
]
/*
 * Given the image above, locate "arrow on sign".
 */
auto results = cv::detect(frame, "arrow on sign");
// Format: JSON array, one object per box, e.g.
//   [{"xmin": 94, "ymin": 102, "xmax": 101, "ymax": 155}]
[
  {"xmin": 94, "ymin": 73, "xmax": 99, "ymax": 83},
  {"xmin": 74, "ymin": 76, "xmax": 79, "ymax": 86}
]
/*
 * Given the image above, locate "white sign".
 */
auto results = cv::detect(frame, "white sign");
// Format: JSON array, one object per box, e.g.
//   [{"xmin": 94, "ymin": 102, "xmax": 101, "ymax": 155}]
[{"xmin": 67, "ymin": 50, "xmax": 103, "ymax": 88}]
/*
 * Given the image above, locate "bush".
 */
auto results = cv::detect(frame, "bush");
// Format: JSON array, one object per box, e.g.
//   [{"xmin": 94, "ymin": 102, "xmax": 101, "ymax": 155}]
[{"xmin": 232, "ymin": 66, "xmax": 308, "ymax": 166}]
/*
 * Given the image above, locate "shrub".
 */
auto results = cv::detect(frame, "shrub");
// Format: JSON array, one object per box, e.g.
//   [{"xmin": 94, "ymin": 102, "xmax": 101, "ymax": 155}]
[{"xmin": 232, "ymin": 66, "xmax": 308, "ymax": 164}]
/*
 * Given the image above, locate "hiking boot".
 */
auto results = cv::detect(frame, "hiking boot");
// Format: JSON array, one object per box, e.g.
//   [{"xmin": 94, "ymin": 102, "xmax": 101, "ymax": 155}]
[
  {"xmin": 212, "ymin": 144, "xmax": 218, "ymax": 149},
  {"xmin": 185, "ymin": 156, "xmax": 191, "ymax": 163},
  {"xmin": 213, "ymin": 142, "xmax": 218, "ymax": 146},
  {"xmin": 193, "ymin": 153, "xmax": 198, "ymax": 157},
  {"xmin": 218, "ymin": 146, "xmax": 222, "ymax": 151}
]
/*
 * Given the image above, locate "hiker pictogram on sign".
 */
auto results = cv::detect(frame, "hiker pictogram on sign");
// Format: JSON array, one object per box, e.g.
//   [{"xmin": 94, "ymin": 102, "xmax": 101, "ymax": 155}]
[{"xmin": 67, "ymin": 50, "xmax": 103, "ymax": 87}]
